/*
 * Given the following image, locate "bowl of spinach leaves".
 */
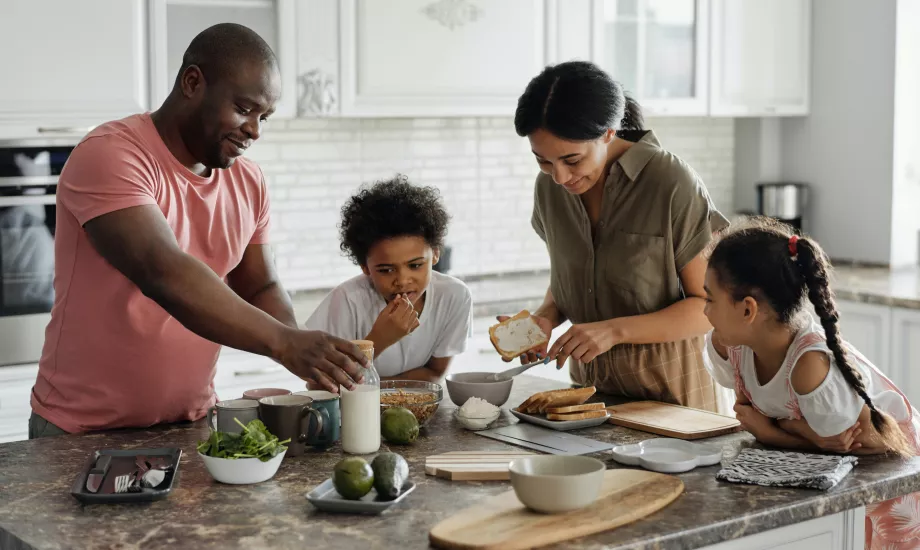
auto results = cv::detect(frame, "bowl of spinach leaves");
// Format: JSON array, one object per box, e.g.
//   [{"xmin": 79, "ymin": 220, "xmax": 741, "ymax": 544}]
[{"xmin": 197, "ymin": 418, "xmax": 290, "ymax": 484}]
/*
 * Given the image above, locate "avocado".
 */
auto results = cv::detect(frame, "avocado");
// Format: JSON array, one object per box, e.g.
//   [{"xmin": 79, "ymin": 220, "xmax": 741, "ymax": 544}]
[
  {"xmin": 332, "ymin": 457, "xmax": 374, "ymax": 500},
  {"xmin": 371, "ymin": 452, "xmax": 409, "ymax": 500},
  {"xmin": 381, "ymin": 407, "xmax": 419, "ymax": 444}
]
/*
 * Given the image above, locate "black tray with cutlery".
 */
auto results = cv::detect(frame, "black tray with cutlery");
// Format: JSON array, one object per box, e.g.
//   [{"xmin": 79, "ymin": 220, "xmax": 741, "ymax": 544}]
[{"xmin": 70, "ymin": 447, "xmax": 182, "ymax": 504}]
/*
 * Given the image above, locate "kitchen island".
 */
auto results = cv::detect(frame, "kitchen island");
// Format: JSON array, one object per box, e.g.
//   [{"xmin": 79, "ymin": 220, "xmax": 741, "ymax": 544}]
[{"xmin": 2, "ymin": 376, "xmax": 919, "ymax": 550}]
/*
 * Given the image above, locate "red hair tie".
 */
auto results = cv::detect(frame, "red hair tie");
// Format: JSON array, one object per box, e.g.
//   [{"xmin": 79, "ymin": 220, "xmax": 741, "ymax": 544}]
[{"xmin": 788, "ymin": 235, "xmax": 799, "ymax": 259}]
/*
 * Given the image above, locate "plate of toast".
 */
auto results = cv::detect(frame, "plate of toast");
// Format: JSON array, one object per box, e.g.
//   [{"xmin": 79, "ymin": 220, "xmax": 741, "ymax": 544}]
[{"xmin": 511, "ymin": 386, "xmax": 610, "ymax": 431}]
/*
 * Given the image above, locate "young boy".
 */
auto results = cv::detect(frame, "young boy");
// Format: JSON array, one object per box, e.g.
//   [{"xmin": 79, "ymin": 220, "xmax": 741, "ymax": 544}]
[{"xmin": 305, "ymin": 176, "xmax": 472, "ymax": 383}]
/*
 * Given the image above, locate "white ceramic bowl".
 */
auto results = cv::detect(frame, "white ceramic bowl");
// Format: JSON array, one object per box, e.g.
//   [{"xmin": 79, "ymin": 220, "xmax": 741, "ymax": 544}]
[
  {"xmin": 198, "ymin": 450, "xmax": 286, "ymax": 484},
  {"xmin": 445, "ymin": 372, "xmax": 513, "ymax": 407},
  {"xmin": 455, "ymin": 409, "xmax": 501, "ymax": 431},
  {"xmin": 509, "ymin": 456, "xmax": 606, "ymax": 514}
]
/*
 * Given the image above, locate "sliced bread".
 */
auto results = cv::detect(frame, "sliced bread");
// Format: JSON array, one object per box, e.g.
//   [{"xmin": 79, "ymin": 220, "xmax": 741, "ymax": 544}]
[
  {"xmin": 517, "ymin": 387, "xmax": 596, "ymax": 414},
  {"xmin": 546, "ymin": 409, "xmax": 610, "ymax": 421},
  {"xmin": 489, "ymin": 310, "xmax": 548, "ymax": 361},
  {"xmin": 545, "ymin": 402, "xmax": 606, "ymax": 414}
]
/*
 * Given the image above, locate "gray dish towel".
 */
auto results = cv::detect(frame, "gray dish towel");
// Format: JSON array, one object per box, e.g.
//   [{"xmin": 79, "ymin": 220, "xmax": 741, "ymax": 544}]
[{"xmin": 717, "ymin": 448, "xmax": 858, "ymax": 491}]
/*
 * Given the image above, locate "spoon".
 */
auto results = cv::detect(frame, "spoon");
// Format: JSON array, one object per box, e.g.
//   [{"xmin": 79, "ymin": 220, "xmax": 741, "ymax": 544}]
[{"xmin": 488, "ymin": 357, "xmax": 551, "ymax": 382}]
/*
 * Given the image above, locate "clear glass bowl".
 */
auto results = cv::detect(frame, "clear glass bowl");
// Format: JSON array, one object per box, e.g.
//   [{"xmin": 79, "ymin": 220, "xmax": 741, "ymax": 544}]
[{"xmin": 379, "ymin": 380, "xmax": 443, "ymax": 427}]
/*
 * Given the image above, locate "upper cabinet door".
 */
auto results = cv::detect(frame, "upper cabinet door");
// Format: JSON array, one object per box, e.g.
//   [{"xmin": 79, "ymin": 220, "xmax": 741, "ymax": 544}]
[
  {"xmin": 709, "ymin": 0, "xmax": 811, "ymax": 116},
  {"xmin": 594, "ymin": 0, "xmax": 710, "ymax": 117},
  {"xmin": 149, "ymin": 0, "xmax": 297, "ymax": 118},
  {"xmin": 0, "ymin": 0, "xmax": 147, "ymax": 131},
  {"xmin": 337, "ymin": 0, "xmax": 547, "ymax": 117}
]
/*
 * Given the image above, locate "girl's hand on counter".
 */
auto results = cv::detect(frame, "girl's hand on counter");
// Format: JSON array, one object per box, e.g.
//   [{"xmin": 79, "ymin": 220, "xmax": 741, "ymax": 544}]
[
  {"xmin": 548, "ymin": 320, "xmax": 621, "ymax": 368},
  {"xmin": 733, "ymin": 403, "xmax": 776, "ymax": 441}
]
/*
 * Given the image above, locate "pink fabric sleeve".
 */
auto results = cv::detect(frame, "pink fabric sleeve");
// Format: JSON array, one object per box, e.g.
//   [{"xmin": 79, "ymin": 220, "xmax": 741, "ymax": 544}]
[
  {"xmin": 249, "ymin": 167, "xmax": 272, "ymax": 245},
  {"xmin": 57, "ymin": 135, "xmax": 159, "ymax": 226}
]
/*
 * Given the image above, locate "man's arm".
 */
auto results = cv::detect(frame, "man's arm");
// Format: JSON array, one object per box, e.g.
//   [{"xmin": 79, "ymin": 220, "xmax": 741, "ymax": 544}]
[
  {"xmin": 227, "ymin": 244, "xmax": 297, "ymax": 330},
  {"xmin": 83, "ymin": 205, "xmax": 365, "ymax": 391}
]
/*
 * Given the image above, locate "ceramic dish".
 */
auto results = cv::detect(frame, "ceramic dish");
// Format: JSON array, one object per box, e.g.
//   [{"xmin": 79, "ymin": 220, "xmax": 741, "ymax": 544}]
[
  {"xmin": 71, "ymin": 447, "xmax": 182, "ymax": 504},
  {"xmin": 509, "ymin": 456, "xmax": 606, "ymax": 513},
  {"xmin": 610, "ymin": 438, "xmax": 723, "ymax": 473},
  {"xmin": 305, "ymin": 479, "xmax": 416, "ymax": 514},
  {"xmin": 510, "ymin": 409, "xmax": 610, "ymax": 432},
  {"xmin": 199, "ymin": 451, "xmax": 286, "ymax": 484}
]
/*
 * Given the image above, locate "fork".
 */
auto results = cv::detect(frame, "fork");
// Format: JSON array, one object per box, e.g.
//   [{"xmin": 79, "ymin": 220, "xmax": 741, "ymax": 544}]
[{"xmin": 113, "ymin": 472, "xmax": 135, "ymax": 494}]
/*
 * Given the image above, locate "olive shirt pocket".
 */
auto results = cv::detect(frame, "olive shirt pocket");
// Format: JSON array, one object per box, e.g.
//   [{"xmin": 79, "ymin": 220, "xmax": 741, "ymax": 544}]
[{"xmin": 602, "ymin": 230, "xmax": 669, "ymax": 315}]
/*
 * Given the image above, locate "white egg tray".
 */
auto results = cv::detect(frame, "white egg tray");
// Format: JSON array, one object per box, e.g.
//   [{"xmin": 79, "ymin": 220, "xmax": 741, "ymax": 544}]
[{"xmin": 610, "ymin": 438, "xmax": 723, "ymax": 473}]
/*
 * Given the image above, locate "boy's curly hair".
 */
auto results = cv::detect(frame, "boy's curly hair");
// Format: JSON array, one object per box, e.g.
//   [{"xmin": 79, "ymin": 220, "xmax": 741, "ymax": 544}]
[{"xmin": 339, "ymin": 175, "xmax": 450, "ymax": 266}]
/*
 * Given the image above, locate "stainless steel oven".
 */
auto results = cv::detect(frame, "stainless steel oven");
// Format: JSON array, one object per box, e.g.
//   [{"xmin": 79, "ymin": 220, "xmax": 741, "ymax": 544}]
[{"xmin": 0, "ymin": 137, "xmax": 79, "ymax": 366}]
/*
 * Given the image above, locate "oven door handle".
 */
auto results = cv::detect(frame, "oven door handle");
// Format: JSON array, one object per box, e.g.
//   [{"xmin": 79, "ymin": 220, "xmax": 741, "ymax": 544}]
[{"xmin": 0, "ymin": 195, "xmax": 56, "ymax": 207}]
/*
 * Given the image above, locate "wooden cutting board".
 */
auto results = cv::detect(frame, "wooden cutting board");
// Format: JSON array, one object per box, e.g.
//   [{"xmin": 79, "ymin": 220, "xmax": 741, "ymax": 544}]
[
  {"xmin": 606, "ymin": 401, "xmax": 741, "ymax": 440},
  {"xmin": 429, "ymin": 469, "xmax": 684, "ymax": 550},
  {"xmin": 425, "ymin": 451, "xmax": 536, "ymax": 481}
]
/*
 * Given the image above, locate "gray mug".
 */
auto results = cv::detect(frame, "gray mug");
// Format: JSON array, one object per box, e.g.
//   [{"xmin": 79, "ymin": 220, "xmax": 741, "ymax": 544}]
[
  {"xmin": 295, "ymin": 390, "xmax": 341, "ymax": 447},
  {"xmin": 207, "ymin": 399, "xmax": 260, "ymax": 433}
]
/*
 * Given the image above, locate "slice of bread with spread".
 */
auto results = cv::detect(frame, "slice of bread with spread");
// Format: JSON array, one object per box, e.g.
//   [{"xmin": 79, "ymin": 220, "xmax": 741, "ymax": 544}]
[{"xmin": 489, "ymin": 310, "xmax": 548, "ymax": 361}]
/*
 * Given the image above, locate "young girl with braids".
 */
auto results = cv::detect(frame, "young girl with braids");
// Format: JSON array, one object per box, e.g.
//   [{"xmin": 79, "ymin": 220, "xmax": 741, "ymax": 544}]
[{"xmin": 702, "ymin": 219, "xmax": 920, "ymax": 549}]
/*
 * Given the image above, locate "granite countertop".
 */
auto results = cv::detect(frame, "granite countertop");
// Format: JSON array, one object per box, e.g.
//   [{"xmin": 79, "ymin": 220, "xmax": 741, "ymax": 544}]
[
  {"xmin": 832, "ymin": 265, "xmax": 920, "ymax": 310},
  {"xmin": 3, "ymin": 376, "xmax": 920, "ymax": 550}
]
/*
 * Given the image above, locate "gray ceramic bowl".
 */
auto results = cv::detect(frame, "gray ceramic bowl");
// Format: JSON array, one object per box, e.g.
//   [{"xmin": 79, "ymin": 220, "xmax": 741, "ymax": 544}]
[
  {"xmin": 444, "ymin": 372, "xmax": 513, "ymax": 407},
  {"xmin": 509, "ymin": 456, "xmax": 606, "ymax": 514}
]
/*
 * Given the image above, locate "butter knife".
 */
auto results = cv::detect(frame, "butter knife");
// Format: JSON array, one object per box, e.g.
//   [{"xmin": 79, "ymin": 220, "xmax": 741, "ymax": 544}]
[
  {"xmin": 85, "ymin": 454, "xmax": 112, "ymax": 494},
  {"xmin": 489, "ymin": 357, "xmax": 550, "ymax": 382}
]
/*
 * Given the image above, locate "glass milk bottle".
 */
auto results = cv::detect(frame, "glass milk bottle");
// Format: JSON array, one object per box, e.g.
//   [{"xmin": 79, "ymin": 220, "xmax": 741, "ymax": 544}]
[{"xmin": 340, "ymin": 339, "xmax": 381, "ymax": 454}]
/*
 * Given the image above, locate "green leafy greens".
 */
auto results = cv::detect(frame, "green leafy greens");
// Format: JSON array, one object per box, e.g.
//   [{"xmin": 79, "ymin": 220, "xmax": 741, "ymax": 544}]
[{"xmin": 197, "ymin": 418, "xmax": 290, "ymax": 462}]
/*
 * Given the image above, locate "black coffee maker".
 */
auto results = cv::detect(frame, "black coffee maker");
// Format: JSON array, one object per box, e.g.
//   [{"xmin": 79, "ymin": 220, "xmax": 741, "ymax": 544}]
[{"xmin": 756, "ymin": 182, "xmax": 808, "ymax": 232}]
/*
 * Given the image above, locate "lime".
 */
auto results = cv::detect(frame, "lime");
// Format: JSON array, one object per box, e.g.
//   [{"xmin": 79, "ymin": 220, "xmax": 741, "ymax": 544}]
[
  {"xmin": 332, "ymin": 457, "xmax": 374, "ymax": 500},
  {"xmin": 381, "ymin": 407, "xmax": 420, "ymax": 444}
]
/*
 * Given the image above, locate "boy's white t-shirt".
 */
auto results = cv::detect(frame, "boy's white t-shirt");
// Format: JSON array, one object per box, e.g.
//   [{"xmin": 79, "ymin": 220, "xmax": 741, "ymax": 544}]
[{"xmin": 304, "ymin": 271, "xmax": 473, "ymax": 378}]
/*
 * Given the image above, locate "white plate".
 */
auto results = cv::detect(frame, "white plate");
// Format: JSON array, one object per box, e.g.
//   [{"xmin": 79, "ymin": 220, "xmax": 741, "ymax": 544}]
[
  {"xmin": 610, "ymin": 438, "xmax": 723, "ymax": 473},
  {"xmin": 510, "ymin": 409, "xmax": 610, "ymax": 431}
]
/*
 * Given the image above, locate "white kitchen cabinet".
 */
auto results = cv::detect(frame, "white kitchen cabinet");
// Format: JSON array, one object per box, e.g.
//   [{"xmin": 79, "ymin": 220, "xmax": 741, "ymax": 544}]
[
  {"xmin": 0, "ymin": 0, "xmax": 148, "ymax": 138},
  {"xmin": 701, "ymin": 507, "xmax": 864, "ymax": 550},
  {"xmin": 337, "ymin": 0, "xmax": 547, "ymax": 117},
  {"xmin": 297, "ymin": 0, "xmax": 575, "ymax": 118},
  {"xmin": 593, "ymin": 0, "xmax": 710, "ymax": 116},
  {"xmin": 149, "ymin": 0, "xmax": 297, "ymax": 118},
  {"xmin": 0, "ymin": 364, "xmax": 39, "ymax": 443},
  {"xmin": 836, "ymin": 300, "xmax": 892, "ymax": 379},
  {"xmin": 891, "ymin": 307, "xmax": 920, "ymax": 405},
  {"xmin": 709, "ymin": 0, "xmax": 811, "ymax": 116}
]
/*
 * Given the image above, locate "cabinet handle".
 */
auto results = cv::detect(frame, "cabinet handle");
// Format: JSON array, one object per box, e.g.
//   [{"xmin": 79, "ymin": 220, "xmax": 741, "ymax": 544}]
[
  {"xmin": 233, "ymin": 368, "xmax": 280, "ymax": 377},
  {"xmin": 37, "ymin": 126, "xmax": 95, "ymax": 135}
]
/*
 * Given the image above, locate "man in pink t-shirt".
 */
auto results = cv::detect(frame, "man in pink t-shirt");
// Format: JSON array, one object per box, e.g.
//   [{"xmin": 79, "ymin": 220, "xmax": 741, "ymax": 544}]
[{"xmin": 30, "ymin": 23, "xmax": 366, "ymax": 437}]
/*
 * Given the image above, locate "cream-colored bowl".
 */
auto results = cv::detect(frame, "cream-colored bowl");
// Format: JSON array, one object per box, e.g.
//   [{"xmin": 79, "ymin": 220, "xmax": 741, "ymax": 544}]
[{"xmin": 509, "ymin": 456, "xmax": 606, "ymax": 514}]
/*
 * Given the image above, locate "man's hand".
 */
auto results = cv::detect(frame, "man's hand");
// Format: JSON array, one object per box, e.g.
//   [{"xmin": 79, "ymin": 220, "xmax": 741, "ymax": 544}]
[{"xmin": 276, "ymin": 329, "xmax": 368, "ymax": 393}]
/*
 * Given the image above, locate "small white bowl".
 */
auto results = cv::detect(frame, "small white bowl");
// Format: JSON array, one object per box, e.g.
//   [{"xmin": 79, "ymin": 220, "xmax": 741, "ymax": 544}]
[
  {"xmin": 509, "ymin": 456, "xmax": 606, "ymax": 514},
  {"xmin": 198, "ymin": 450, "xmax": 286, "ymax": 484},
  {"xmin": 455, "ymin": 409, "xmax": 501, "ymax": 431}
]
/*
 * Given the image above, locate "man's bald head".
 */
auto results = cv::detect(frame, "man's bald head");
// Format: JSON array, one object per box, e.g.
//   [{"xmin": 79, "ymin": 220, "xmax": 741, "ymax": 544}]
[
  {"xmin": 163, "ymin": 23, "xmax": 281, "ymax": 171},
  {"xmin": 175, "ymin": 23, "xmax": 278, "ymax": 88}
]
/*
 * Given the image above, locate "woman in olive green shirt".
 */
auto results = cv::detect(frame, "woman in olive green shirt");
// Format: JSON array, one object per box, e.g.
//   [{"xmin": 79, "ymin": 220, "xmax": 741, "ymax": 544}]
[{"xmin": 509, "ymin": 61, "xmax": 729, "ymax": 411}]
